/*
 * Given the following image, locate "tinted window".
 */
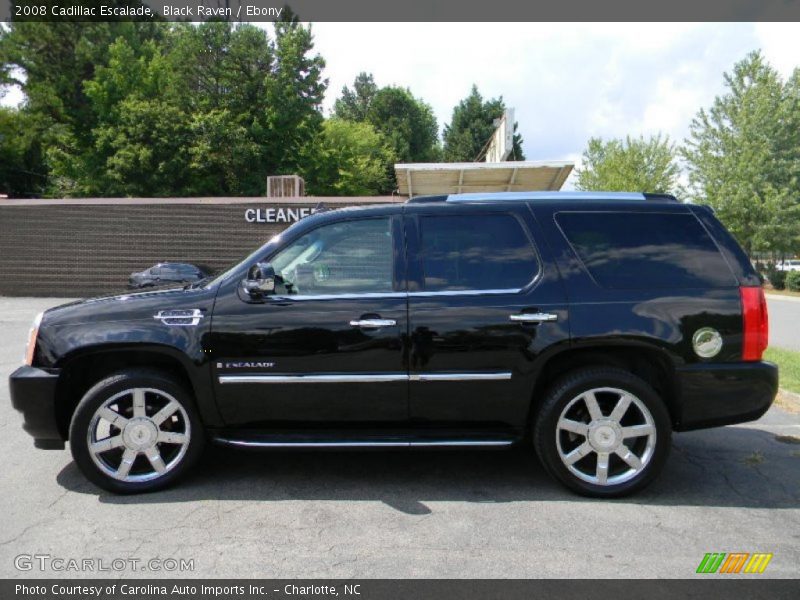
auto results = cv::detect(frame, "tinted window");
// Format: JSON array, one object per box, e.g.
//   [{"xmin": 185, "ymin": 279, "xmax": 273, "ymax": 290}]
[
  {"xmin": 271, "ymin": 218, "xmax": 393, "ymax": 295},
  {"xmin": 419, "ymin": 214, "xmax": 537, "ymax": 291},
  {"xmin": 556, "ymin": 212, "xmax": 736, "ymax": 289}
]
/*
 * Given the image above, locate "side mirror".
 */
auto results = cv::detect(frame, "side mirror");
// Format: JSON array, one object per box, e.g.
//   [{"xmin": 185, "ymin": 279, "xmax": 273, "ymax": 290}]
[{"xmin": 244, "ymin": 262, "xmax": 276, "ymax": 297}]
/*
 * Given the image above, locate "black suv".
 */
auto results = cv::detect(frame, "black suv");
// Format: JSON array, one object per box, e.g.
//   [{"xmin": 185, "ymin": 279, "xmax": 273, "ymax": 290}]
[{"xmin": 9, "ymin": 192, "xmax": 777, "ymax": 497}]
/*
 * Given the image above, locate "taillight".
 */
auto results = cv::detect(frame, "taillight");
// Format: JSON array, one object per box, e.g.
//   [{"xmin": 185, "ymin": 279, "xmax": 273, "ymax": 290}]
[{"xmin": 740, "ymin": 286, "xmax": 768, "ymax": 361}]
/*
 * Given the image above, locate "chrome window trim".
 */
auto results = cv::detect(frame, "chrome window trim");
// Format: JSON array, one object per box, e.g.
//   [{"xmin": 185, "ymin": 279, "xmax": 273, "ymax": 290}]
[
  {"xmin": 269, "ymin": 292, "xmax": 407, "ymax": 301},
  {"xmin": 265, "ymin": 288, "xmax": 524, "ymax": 301},
  {"xmin": 219, "ymin": 372, "xmax": 513, "ymax": 384},
  {"xmin": 407, "ymin": 288, "xmax": 521, "ymax": 297}
]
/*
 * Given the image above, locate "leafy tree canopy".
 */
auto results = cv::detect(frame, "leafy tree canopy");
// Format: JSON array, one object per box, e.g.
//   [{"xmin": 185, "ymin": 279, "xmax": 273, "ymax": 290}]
[
  {"xmin": 442, "ymin": 85, "xmax": 524, "ymax": 162},
  {"xmin": 302, "ymin": 118, "xmax": 397, "ymax": 196},
  {"xmin": 575, "ymin": 134, "xmax": 681, "ymax": 195},
  {"xmin": 682, "ymin": 50, "xmax": 800, "ymax": 257},
  {"xmin": 334, "ymin": 74, "xmax": 440, "ymax": 163}
]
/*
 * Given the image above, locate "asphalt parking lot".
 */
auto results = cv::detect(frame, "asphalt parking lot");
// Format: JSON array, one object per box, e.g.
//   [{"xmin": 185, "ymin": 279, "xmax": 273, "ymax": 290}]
[{"xmin": 1, "ymin": 297, "xmax": 799, "ymax": 579}]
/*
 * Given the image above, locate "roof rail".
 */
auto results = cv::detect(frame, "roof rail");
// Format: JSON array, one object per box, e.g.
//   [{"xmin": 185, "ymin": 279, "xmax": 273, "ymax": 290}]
[
  {"xmin": 642, "ymin": 193, "xmax": 678, "ymax": 202},
  {"xmin": 406, "ymin": 195, "xmax": 449, "ymax": 204},
  {"xmin": 444, "ymin": 191, "xmax": 678, "ymax": 203}
]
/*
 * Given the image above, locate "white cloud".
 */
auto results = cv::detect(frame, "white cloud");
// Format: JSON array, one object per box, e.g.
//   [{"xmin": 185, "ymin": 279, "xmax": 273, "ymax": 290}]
[
  {"xmin": 308, "ymin": 22, "xmax": 794, "ymax": 164},
  {"xmin": 754, "ymin": 23, "xmax": 800, "ymax": 78}
]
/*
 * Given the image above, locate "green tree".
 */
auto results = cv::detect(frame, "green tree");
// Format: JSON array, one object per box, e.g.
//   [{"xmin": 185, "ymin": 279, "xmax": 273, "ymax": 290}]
[
  {"xmin": 46, "ymin": 35, "xmax": 177, "ymax": 196},
  {"xmin": 334, "ymin": 74, "xmax": 440, "ymax": 163},
  {"xmin": 575, "ymin": 134, "xmax": 681, "ymax": 194},
  {"xmin": 442, "ymin": 85, "xmax": 524, "ymax": 162},
  {"xmin": 333, "ymin": 72, "xmax": 377, "ymax": 122},
  {"xmin": 682, "ymin": 51, "xmax": 800, "ymax": 257},
  {"xmin": 302, "ymin": 118, "xmax": 397, "ymax": 196},
  {"xmin": 186, "ymin": 109, "xmax": 261, "ymax": 196},
  {"xmin": 1, "ymin": 18, "xmax": 328, "ymax": 197},
  {"xmin": 163, "ymin": 22, "xmax": 277, "ymax": 194},
  {"xmin": 0, "ymin": 20, "xmax": 163, "ymax": 151},
  {"xmin": 88, "ymin": 98, "xmax": 191, "ymax": 197},
  {"xmin": 366, "ymin": 86, "xmax": 439, "ymax": 163},
  {"xmin": 262, "ymin": 13, "xmax": 327, "ymax": 177},
  {"xmin": 0, "ymin": 107, "xmax": 47, "ymax": 197}
]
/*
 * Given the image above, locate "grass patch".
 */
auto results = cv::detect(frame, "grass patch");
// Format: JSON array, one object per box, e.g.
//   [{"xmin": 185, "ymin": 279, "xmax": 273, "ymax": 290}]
[
  {"xmin": 764, "ymin": 347, "xmax": 800, "ymax": 395},
  {"xmin": 742, "ymin": 451, "xmax": 765, "ymax": 466}
]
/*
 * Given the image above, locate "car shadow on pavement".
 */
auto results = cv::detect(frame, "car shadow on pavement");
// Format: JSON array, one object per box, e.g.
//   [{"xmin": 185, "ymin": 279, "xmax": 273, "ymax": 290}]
[{"xmin": 56, "ymin": 425, "xmax": 800, "ymax": 512}]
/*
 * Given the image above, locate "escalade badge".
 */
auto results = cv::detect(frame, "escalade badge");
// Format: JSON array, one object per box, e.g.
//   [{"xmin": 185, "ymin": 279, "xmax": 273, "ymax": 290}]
[{"xmin": 218, "ymin": 361, "xmax": 276, "ymax": 369}]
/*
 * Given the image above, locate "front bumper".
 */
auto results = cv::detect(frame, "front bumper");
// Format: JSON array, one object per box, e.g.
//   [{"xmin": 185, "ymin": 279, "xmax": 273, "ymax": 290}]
[
  {"xmin": 9, "ymin": 365, "xmax": 64, "ymax": 449},
  {"xmin": 674, "ymin": 361, "xmax": 778, "ymax": 431}
]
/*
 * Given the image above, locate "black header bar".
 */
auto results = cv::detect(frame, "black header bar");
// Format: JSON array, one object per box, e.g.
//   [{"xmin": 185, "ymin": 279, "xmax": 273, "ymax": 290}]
[{"xmin": 2, "ymin": 0, "xmax": 800, "ymax": 22}]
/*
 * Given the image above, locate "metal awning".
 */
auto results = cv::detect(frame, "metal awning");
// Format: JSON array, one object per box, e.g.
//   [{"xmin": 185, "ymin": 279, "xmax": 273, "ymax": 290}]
[{"xmin": 395, "ymin": 161, "xmax": 573, "ymax": 197}]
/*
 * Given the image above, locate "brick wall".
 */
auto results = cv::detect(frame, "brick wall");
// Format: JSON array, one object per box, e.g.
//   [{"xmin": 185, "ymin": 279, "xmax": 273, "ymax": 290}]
[{"xmin": 0, "ymin": 197, "xmax": 401, "ymax": 297}]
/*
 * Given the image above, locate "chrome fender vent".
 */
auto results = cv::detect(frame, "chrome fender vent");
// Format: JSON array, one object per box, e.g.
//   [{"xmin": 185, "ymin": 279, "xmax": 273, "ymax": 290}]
[{"xmin": 153, "ymin": 309, "xmax": 204, "ymax": 326}]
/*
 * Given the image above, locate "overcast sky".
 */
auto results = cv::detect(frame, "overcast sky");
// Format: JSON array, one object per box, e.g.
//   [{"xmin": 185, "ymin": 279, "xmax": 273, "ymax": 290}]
[
  {"xmin": 307, "ymin": 22, "xmax": 800, "ymax": 186},
  {"xmin": 3, "ymin": 22, "xmax": 799, "ymax": 186}
]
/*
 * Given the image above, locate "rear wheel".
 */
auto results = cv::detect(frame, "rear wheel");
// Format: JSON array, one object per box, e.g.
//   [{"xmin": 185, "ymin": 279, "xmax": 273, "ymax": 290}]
[
  {"xmin": 69, "ymin": 369, "xmax": 204, "ymax": 494},
  {"xmin": 533, "ymin": 367, "xmax": 671, "ymax": 498}
]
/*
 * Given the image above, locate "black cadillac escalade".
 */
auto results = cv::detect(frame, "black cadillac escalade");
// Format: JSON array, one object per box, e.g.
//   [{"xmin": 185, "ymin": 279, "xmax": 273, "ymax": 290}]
[{"xmin": 9, "ymin": 192, "xmax": 777, "ymax": 497}]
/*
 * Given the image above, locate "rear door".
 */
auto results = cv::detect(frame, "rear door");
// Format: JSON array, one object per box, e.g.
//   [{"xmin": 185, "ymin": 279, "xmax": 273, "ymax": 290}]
[{"xmin": 404, "ymin": 202, "xmax": 569, "ymax": 435}]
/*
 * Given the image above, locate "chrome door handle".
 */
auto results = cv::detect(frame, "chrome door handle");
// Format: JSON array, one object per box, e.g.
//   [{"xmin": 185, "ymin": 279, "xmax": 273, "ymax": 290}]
[
  {"xmin": 509, "ymin": 312, "xmax": 558, "ymax": 323},
  {"xmin": 350, "ymin": 318, "xmax": 397, "ymax": 328}
]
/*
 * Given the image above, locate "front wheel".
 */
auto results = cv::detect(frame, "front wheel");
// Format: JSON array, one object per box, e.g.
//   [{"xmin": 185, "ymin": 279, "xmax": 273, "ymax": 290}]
[
  {"xmin": 69, "ymin": 369, "xmax": 204, "ymax": 494},
  {"xmin": 533, "ymin": 367, "xmax": 671, "ymax": 498}
]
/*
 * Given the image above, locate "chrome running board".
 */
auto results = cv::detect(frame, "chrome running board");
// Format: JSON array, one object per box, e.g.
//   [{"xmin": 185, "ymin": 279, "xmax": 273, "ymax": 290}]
[{"xmin": 213, "ymin": 437, "xmax": 514, "ymax": 449}]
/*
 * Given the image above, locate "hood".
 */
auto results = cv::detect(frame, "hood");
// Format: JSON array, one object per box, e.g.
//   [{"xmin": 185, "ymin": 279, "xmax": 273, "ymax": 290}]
[{"xmin": 41, "ymin": 285, "xmax": 218, "ymax": 328}]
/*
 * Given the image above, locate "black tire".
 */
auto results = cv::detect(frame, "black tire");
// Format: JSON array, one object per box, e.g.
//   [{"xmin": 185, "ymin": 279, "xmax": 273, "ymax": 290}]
[
  {"xmin": 69, "ymin": 368, "xmax": 205, "ymax": 494},
  {"xmin": 533, "ymin": 367, "xmax": 671, "ymax": 498}
]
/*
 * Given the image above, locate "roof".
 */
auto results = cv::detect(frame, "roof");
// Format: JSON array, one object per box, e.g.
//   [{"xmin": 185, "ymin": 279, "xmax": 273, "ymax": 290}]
[
  {"xmin": 409, "ymin": 191, "xmax": 679, "ymax": 204},
  {"xmin": 395, "ymin": 161, "xmax": 573, "ymax": 197}
]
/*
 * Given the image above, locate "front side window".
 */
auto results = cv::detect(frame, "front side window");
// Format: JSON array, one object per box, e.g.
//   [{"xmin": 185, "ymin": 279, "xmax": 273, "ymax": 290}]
[
  {"xmin": 419, "ymin": 214, "xmax": 538, "ymax": 292},
  {"xmin": 270, "ymin": 217, "xmax": 394, "ymax": 296}
]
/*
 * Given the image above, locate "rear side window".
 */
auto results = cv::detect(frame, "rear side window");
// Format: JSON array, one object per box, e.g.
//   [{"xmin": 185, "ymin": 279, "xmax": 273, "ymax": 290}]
[
  {"xmin": 419, "ymin": 214, "xmax": 538, "ymax": 291},
  {"xmin": 556, "ymin": 212, "xmax": 736, "ymax": 289}
]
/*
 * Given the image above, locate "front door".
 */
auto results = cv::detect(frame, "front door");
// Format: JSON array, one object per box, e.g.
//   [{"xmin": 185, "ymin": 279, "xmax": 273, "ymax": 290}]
[
  {"xmin": 404, "ymin": 204, "xmax": 569, "ymax": 435},
  {"xmin": 210, "ymin": 214, "xmax": 409, "ymax": 428}
]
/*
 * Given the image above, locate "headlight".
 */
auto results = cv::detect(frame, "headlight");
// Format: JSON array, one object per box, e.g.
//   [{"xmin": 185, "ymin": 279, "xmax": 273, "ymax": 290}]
[{"xmin": 24, "ymin": 312, "xmax": 43, "ymax": 366}]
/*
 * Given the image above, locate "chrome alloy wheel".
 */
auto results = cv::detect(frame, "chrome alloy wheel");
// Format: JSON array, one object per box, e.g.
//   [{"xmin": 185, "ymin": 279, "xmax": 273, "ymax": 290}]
[
  {"xmin": 555, "ymin": 387, "xmax": 656, "ymax": 486},
  {"xmin": 86, "ymin": 388, "xmax": 191, "ymax": 483}
]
